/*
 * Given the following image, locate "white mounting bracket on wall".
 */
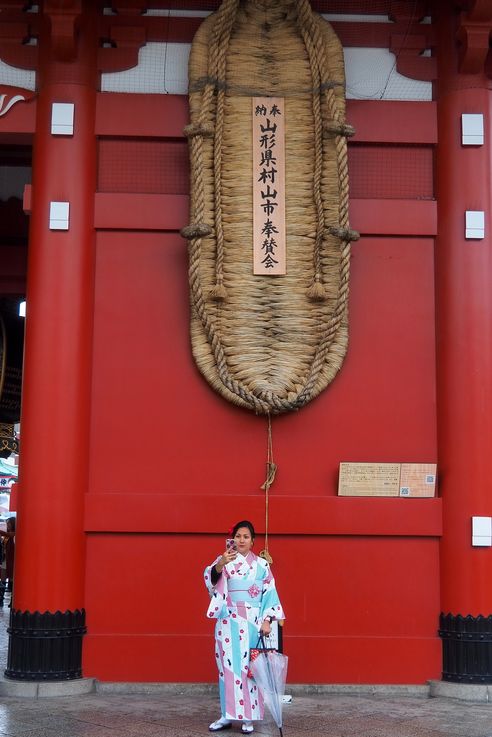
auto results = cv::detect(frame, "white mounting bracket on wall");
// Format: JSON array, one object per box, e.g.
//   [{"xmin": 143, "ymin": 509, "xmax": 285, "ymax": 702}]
[
  {"xmin": 465, "ymin": 210, "xmax": 485, "ymax": 239},
  {"xmin": 51, "ymin": 102, "xmax": 75, "ymax": 136},
  {"xmin": 49, "ymin": 201, "xmax": 70, "ymax": 230},
  {"xmin": 472, "ymin": 516, "xmax": 492, "ymax": 547},
  {"xmin": 461, "ymin": 113, "xmax": 484, "ymax": 146}
]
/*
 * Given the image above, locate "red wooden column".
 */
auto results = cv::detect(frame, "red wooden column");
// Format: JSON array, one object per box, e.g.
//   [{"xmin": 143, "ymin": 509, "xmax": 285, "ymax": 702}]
[
  {"xmin": 434, "ymin": 3, "xmax": 492, "ymax": 683},
  {"xmin": 6, "ymin": 4, "xmax": 98, "ymax": 680}
]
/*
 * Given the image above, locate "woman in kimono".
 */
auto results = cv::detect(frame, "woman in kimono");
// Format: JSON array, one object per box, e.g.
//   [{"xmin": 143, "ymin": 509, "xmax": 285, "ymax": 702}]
[{"xmin": 204, "ymin": 520, "xmax": 285, "ymax": 734}]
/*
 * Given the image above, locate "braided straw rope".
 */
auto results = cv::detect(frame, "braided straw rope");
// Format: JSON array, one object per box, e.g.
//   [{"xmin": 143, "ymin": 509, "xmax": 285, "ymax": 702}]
[{"xmin": 184, "ymin": 0, "xmax": 357, "ymax": 415}]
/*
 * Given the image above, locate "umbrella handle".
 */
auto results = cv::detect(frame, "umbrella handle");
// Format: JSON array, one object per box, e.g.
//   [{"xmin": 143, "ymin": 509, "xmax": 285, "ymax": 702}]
[{"xmin": 255, "ymin": 632, "xmax": 275, "ymax": 651}]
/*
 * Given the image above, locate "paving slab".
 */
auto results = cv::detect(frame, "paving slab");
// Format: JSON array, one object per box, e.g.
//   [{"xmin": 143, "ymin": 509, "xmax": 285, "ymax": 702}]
[
  {"xmin": 0, "ymin": 688, "xmax": 488, "ymax": 737},
  {"xmin": 1, "ymin": 601, "xmax": 492, "ymax": 736}
]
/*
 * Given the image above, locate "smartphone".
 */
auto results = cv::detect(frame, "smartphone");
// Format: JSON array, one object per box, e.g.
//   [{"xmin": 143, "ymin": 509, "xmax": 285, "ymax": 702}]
[{"xmin": 226, "ymin": 538, "xmax": 237, "ymax": 551}]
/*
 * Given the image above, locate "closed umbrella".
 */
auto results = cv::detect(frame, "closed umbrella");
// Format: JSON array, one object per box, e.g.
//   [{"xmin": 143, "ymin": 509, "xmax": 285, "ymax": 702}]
[{"xmin": 249, "ymin": 635, "xmax": 288, "ymax": 737}]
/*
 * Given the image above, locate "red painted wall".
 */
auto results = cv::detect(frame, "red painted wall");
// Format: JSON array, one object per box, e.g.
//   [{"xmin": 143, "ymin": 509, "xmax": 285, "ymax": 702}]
[
  {"xmin": 84, "ymin": 535, "xmax": 440, "ymax": 683},
  {"xmin": 87, "ymin": 232, "xmax": 436, "ymax": 497},
  {"xmin": 83, "ymin": 162, "xmax": 440, "ymax": 681},
  {"xmin": 0, "ymin": 28, "xmax": 442, "ymax": 683}
]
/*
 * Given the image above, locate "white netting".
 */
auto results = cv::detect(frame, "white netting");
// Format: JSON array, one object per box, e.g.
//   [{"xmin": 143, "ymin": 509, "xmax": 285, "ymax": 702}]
[
  {"xmin": 145, "ymin": 9, "xmax": 211, "ymax": 16},
  {"xmin": 0, "ymin": 9, "xmax": 431, "ymax": 101},
  {"xmin": 0, "ymin": 59, "xmax": 35, "ymax": 91},
  {"xmin": 103, "ymin": 6, "xmax": 211, "ymax": 15},
  {"xmin": 322, "ymin": 13, "xmax": 390, "ymax": 21},
  {"xmin": 345, "ymin": 48, "xmax": 431, "ymax": 101},
  {"xmin": 101, "ymin": 42, "xmax": 431, "ymax": 101},
  {"xmin": 101, "ymin": 42, "xmax": 190, "ymax": 94}
]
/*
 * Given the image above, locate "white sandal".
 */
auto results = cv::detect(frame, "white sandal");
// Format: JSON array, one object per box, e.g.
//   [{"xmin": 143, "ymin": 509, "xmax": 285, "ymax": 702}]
[
  {"xmin": 241, "ymin": 722, "xmax": 254, "ymax": 734},
  {"xmin": 209, "ymin": 717, "xmax": 232, "ymax": 731}
]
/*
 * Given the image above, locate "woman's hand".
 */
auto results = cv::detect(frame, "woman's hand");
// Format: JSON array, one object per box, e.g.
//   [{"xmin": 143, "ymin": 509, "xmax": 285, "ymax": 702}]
[
  {"xmin": 215, "ymin": 546, "xmax": 237, "ymax": 573},
  {"xmin": 260, "ymin": 619, "xmax": 272, "ymax": 637}
]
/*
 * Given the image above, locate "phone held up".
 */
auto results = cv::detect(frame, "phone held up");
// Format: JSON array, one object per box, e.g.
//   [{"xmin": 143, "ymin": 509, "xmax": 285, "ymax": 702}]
[{"xmin": 226, "ymin": 538, "xmax": 237, "ymax": 552}]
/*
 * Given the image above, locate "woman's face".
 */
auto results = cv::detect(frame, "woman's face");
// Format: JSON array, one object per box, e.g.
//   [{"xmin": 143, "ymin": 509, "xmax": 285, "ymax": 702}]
[{"xmin": 234, "ymin": 526, "xmax": 254, "ymax": 555}]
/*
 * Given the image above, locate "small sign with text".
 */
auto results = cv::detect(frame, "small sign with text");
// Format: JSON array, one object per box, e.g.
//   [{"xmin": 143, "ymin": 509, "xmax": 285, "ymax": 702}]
[{"xmin": 252, "ymin": 97, "xmax": 286, "ymax": 275}]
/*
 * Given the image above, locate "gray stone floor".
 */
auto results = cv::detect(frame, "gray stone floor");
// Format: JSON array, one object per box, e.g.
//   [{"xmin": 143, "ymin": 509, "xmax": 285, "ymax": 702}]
[
  {"xmin": 0, "ymin": 597, "xmax": 491, "ymax": 736},
  {"xmin": 0, "ymin": 690, "xmax": 489, "ymax": 737}
]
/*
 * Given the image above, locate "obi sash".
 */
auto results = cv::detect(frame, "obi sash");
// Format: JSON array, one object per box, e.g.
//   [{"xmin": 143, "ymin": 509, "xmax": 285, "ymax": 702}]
[{"xmin": 227, "ymin": 577, "xmax": 262, "ymax": 607}]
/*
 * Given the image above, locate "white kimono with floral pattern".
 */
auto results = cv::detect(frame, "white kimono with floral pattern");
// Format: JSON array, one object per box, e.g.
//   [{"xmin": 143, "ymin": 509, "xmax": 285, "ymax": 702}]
[{"xmin": 204, "ymin": 551, "xmax": 285, "ymax": 722}]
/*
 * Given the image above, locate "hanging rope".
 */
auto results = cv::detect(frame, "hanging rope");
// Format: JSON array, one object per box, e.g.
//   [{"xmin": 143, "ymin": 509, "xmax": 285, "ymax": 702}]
[{"xmin": 259, "ymin": 413, "xmax": 276, "ymax": 564}]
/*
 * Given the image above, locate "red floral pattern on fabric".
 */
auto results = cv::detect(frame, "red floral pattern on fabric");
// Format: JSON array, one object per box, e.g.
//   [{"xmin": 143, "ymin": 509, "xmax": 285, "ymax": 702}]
[{"xmin": 248, "ymin": 584, "xmax": 260, "ymax": 598}]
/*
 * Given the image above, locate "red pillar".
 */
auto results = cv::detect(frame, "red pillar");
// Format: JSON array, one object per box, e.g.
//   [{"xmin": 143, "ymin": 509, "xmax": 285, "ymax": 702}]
[
  {"xmin": 434, "ymin": 4, "xmax": 492, "ymax": 681},
  {"xmin": 6, "ymin": 8, "xmax": 98, "ymax": 679}
]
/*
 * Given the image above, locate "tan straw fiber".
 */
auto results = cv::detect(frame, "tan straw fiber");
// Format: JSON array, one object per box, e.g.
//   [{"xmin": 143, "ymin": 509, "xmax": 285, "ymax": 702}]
[{"xmin": 183, "ymin": 0, "xmax": 358, "ymax": 415}]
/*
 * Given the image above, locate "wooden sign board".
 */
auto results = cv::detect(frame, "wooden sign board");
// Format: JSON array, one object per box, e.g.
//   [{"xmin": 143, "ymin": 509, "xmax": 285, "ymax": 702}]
[
  {"xmin": 252, "ymin": 97, "xmax": 286, "ymax": 275},
  {"xmin": 338, "ymin": 462, "xmax": 437, "ymax": 497},
  {"xmin": 338, "ymin": 463, "xmax": 401, "ymax": 497}
]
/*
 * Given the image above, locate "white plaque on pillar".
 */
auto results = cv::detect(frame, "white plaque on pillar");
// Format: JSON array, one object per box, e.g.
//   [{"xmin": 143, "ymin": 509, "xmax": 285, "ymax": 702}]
[
  {"xmin": 51, "ymin": 103, "xmax": 75, "ymax": 136},
  {"xmin": 465, "ymin": 210, "xmax": 485, "ymax": 239},
  {"xmin": 472, "ymin": 516, "xmax": 492, "ymax": 547},
  {"xmin": 461, "ymin": 114, "xmax": 484, "ymax": 146},
  {"xmin": 49, "ymin": 201, "xmax": 70, "ymax": 230}
]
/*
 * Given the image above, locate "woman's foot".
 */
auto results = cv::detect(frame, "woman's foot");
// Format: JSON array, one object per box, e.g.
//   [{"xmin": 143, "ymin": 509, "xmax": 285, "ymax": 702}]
[
  {"xmin": 209, "ymin": 717, "xmax": 232, "ymax": 731},
  {"xmin": 241, "ymin": 721, "xmax": 254, "ymax": 734}
]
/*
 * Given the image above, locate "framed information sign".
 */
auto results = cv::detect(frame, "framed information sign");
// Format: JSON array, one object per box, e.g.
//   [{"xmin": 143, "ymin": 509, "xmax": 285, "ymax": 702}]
[{"xmin": 338, "ymin": 462, "xmax": 437, "ymax": 497}]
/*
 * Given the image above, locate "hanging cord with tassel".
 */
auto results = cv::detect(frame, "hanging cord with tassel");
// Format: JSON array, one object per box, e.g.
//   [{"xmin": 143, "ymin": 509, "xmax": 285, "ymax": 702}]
[{"xmin": 259, "ymin": 414, "xmax": 276, "ymax": 564}]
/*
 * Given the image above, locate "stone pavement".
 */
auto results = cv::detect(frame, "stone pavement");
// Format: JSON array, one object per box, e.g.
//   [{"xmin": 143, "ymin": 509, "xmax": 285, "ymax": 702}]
[
  {"xmin": 0, "ymin": 689, "xmax": 489, "ymax": 737},
  {"xmin": 0, "ymin": 598, "xmax": 491, "ymax": 736}
]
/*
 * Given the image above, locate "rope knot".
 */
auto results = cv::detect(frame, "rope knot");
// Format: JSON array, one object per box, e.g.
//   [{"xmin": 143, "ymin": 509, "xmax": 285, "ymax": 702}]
[
  {"xmin": 209, "ymin": 282, "xmax": 228, "ymax": 301},
  {"xmin": 324, "ymin": 121, "xmax": 355, "ymax": 138},
  {"xmin": 183, "ymin": 122, "xmax": 215, "ymax": 139},
  {"xmin": 260, "ymin": 462, "xmax": 277, "ymax": 491},
  {"xmin": 306, "ymin": 279, "xmax": 328, "ymax": 302},
  {"xmin": 327, "ymin": 225, "xmax": 360, "ymax": 242},
  {"xmin": 180, "ymin": 223, "xmax": 213, "ymax": 240}
]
